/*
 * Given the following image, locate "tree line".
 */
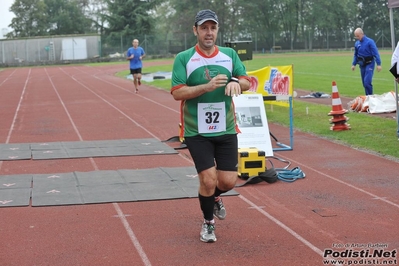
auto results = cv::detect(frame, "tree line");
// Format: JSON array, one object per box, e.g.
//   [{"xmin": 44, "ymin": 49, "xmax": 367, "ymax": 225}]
[{"xmin": 6, "ymin": 0, "xmax": 399, "ymax": 51}]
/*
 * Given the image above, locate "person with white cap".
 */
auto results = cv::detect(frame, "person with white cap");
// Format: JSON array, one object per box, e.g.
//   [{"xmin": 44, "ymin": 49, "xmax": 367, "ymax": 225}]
[{"xmin": 171, "ymin": 9, "xmax": 250, "ymax": 243}]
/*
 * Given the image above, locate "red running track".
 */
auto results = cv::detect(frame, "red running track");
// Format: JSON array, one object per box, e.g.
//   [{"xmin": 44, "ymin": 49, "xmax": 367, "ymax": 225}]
[{"xmin": 0, "ymin": 63, "xmax": 398, "ymax": 266}]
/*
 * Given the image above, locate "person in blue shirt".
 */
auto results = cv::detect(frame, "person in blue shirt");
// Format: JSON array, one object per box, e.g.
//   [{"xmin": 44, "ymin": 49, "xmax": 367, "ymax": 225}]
[
  {"xmin": 127, "ymin": 39, "xmax": 145, "ymax": 93},
  {"xmin": 351, "ymin": 28, "xmax": 382, "ymax": 95}
]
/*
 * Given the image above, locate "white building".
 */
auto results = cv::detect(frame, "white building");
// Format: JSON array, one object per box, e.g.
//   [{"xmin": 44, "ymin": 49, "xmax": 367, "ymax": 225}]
[{"xmin": 1, "ymin": 28, "xmax": 9, "ymax": 39}]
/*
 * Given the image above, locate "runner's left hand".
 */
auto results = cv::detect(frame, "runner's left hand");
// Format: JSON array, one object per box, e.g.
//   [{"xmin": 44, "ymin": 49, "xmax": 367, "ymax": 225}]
[{"xmin": 225, "ymin": 81, "xmax": 241, "ymax": 97}]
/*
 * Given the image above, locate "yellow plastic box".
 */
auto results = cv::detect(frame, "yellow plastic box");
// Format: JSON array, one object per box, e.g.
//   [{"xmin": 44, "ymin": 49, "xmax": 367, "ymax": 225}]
[{"xmin": 237, "ymin": 147, "xmax": 266, "ymax": 179}]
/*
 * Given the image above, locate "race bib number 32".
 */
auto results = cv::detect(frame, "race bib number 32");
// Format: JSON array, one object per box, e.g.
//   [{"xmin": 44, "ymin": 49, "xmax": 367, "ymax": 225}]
[{"xmin": 197, "ymin": 102, "xmax": 226, "ymax": 133}]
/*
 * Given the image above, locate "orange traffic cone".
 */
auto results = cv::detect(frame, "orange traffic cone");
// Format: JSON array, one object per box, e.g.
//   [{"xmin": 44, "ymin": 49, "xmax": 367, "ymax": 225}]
[
  {"xmin": 329, "ymin": 114, "xmax": 349, "ymax": 123},
  {"xmin": 330, "ymin": 122, "xmax": 351, "ymax": 131},
  {"xmin": 328, "ymin": 81, "xmax": 350, "ymax": 131},
  {"xmin": 328, "ymin": 81, "xmax": 348, "ymax": 115}
]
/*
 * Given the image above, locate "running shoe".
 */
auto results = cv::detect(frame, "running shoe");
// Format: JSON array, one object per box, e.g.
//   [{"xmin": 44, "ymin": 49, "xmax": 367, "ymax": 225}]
[
  {"xmin": 200, "ymin": 222, "xmax": 216, "ymax": 243},
  {"xmin": 213, "ymin": 197, "xmax": 226, "ymax": 220},
  {"xmin": 135, "ymin": 89, "xmax": 139, "ymax": 94}
]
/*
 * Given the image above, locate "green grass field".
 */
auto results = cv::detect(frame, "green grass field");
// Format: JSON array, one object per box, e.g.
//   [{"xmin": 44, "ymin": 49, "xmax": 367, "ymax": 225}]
[{"xmin": 115, "ymin": 51, "xmax": 399, "ymax": 160}]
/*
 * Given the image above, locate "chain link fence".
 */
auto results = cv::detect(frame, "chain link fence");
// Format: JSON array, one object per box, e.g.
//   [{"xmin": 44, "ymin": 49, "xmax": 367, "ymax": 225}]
[
  {"xmin": 102, "ymin": 30, "xmax": 394, "ymax": 57},
  {"xmin": 0, "ymin": 30, "xmax": 394, "ymax": 67},
  {"xmin": 0, "ymin": 34, "xmax": 101, "ymax": 67}
]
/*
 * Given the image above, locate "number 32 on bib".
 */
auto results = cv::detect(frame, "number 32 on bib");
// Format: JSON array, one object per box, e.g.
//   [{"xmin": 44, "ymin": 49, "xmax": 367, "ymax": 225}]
[{"xmin": 197, "ymin": 102, "xmax": 226, "ymax": 133}]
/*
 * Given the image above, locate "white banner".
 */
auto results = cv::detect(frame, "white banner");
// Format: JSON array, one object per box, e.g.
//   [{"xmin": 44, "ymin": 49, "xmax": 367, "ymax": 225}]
[{"xmin": 233, "ymin": 94, "xmax": 273, "ymax": 156}]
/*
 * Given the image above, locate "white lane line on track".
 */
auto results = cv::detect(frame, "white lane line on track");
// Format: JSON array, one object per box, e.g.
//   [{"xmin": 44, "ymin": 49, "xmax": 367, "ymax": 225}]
[
  {"xmin": 4, "ymin": 69, "xmax": 30, "ymax": 144},
  {"xmin": 0, "ymin": 69, "xmax": 17, "ymax": 87},
  {"xmin": 239, "ymin": 195, "xmax": 343, "ymax": 265},
  {"xmin": 113, "ymin": 203, "xmax": 152, "ymax": 266},
  {"xmin": 94, "ymin": 78, "xmax": 180, "ymax": 114},
  {"xmin": 56, "ymin": 67, "xmax": 155, "ymax": 265},
  {"xmin": 239, "ymin": 194, "xmax": 324, "ymax": 256},
  {"xmin": 60, "ymin": 67, "xmax": 161, "ymax": 140},
  {"xmin": 73, "ymin": 66, "xmax": 180, "ymax": 114},
  {"xmin": 59, "ymin": 67, "xmax": 195, "ymax": 169},
  {"xmin": 44, "ymin": 68, "xmax": 99, "ymax": 171},
  {"xmin": 275, "ymin": 153, "xmax": 399, "ymax": 209},
  {"xmin": 67, "ymin": 67, "xmax": 192, "ymax": 167},
  {"xmin": 0, "ymin": 69, "xmax": 31, "ymax": 172},
  {"xmin": 44, "ymin": 68, "xmax": 84, "ymax": 141}
]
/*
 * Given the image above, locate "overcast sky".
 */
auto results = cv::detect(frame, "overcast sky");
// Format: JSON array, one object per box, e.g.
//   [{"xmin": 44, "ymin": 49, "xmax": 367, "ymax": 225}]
[{"xmin": 0, "ymin": 0, "xmax": 15, "ymax": 36}]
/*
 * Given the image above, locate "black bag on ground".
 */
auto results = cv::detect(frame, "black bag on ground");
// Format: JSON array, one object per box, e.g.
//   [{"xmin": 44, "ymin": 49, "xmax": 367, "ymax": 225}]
[{"xmin": 235, "ymin": 168, "xmax": 278, "ymax": 187}]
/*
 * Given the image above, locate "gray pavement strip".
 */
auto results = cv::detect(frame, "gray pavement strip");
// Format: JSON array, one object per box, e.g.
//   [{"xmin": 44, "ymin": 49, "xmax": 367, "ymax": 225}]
[
  {"xmin": 30, "ymin": 138, "xmax": 178, "ymax": 160},
  {"xmin": 0, "ymin": 188, "xmax": 32, "ymax": 207},
  {"xmin": 0, "ymin": 143, "xmax": 32, "ymax": 161},
  {"xmin": 31, "ymin": 186, "xmax": 83, "ymax": 207},
  {"xmin": 32, "ymin": 172, "xmax": 78, "ymax": 188},
  {"xmin": 0, "ymin": 138, "xmax": 178, "ymax": 161},
  {"xmin": 0, "ymin": 167, "xmax": 239, "ymax": 207},
  {"xmin": 159, "ymin": 166, "xmax": 239, "ymax": 196},
  {"xmin": 0, "ymin": 174, "xmax": 33, "ymax": 207},
  {"xmin": 76, "ymin": 170, "xmax": 126, "ymax": 186},
  {"xmin": 118, "ymin": 168, "xmax": 174, "ymax": 183},
  {"xmin": 127, "ymin": 182, "xmax": 189, "ymax": 200},
  {"xmin": 79, "ymin": 184, "xmax": 137, "ymax": 204},
  {"xmin": 0, "ymin": 174, "xmax": 33, "ymax": 189},
  {"xmin": 0, "ymin": 143, "xmax": 31, "ymax": 151},
  {"xmin": 160, "ymin": 166, "xmax": 199, "ymax": 181},
  {"xmin": 31, "ymin": 172, "xmax": 83, "ymax": 206},
  {"xmin": 31, "ymin": 149, "xmax": 70, "ymax": 160}
]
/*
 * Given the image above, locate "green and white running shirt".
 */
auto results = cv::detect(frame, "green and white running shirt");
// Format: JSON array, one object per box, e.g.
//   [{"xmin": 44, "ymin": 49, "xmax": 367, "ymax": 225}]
[{"xmin": 171, "ymin": 44, "xmax": 250, "ymax": 138}]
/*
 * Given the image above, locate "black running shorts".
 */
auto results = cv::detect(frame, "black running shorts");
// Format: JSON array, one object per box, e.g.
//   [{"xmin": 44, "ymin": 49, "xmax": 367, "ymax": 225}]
[
  {"xmin": 184, "ymin": 134, "xmax": 238, "ymax": 173},
  {"xmin": 130, "ymin": 68, "xmax": 142, "ymax": 74}
]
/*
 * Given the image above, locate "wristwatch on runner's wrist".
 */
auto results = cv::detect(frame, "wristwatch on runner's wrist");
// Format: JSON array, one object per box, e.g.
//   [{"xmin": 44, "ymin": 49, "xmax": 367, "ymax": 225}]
[{"xmin": 230, "ymin": 77, "xmax": 239, "ymax": 83}]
